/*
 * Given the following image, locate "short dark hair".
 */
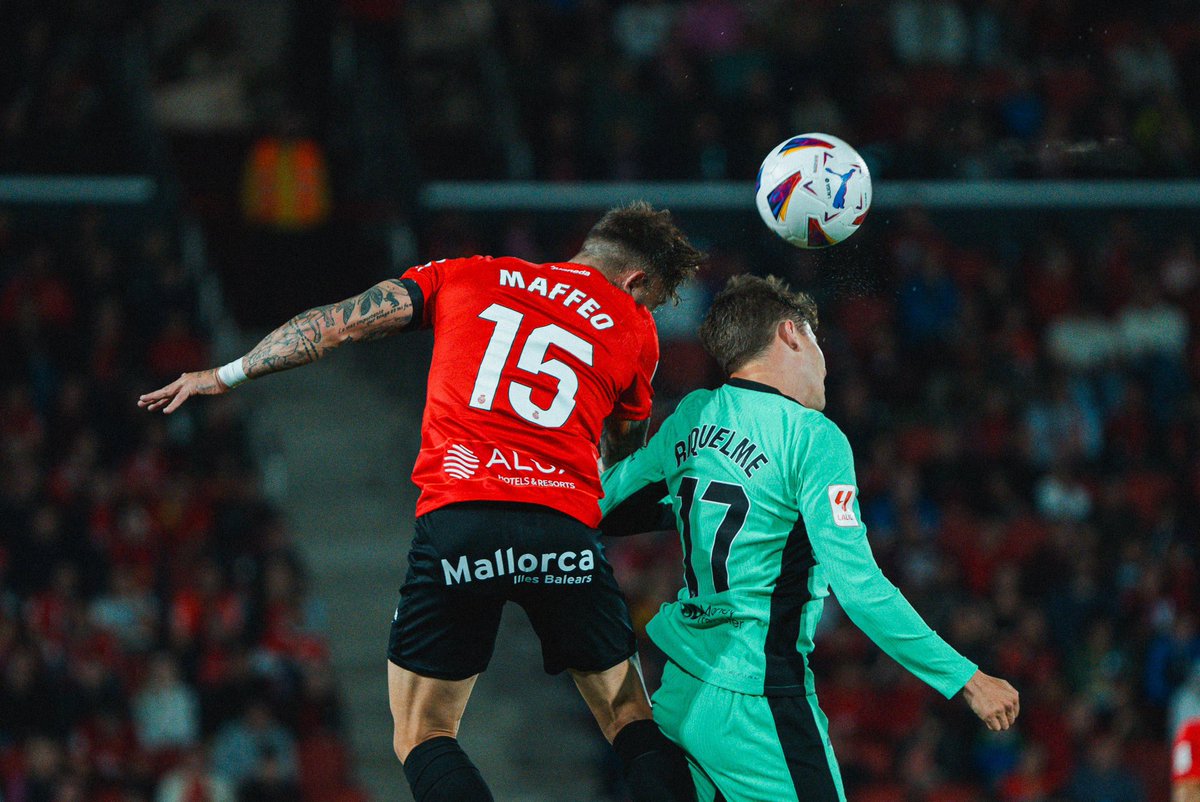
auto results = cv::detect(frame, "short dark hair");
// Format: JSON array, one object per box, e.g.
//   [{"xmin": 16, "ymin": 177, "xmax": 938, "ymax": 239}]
[
  {"xmin": 580, "ymin": 201, "xmax": 704, "ymax": 304},
  {"xmin": 699, "ymin": 275, "xmax": 819, "ymax": 374}
]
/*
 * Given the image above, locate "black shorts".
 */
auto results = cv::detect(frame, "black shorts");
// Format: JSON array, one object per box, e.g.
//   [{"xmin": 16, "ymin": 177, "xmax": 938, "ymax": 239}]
[{"xmin": 388, "ymin": 501, "xmax": 637, "ymax": 679}]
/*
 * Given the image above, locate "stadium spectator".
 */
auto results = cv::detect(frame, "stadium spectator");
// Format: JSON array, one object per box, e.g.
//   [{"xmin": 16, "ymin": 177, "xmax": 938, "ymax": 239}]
[
  {"xmin": 1111, "ymin": 31, "xmax": 1179, "ymax": 100},
  {"xmin": 155, "ymin": 750, "xmax": 235, "ymax": 802},
  {"xmin": 210, "ymin": 701, "xmax": 297, "ymax": 791},
  {"xmin": 5, "ymin": 735, "xmax": 67, "ymax": 802},
  {"xmin": 0, "ymin": 4, "xmax": 145, "ymax": 173},
  {"xmin": 0, "ymin": 213, "xmax": 363, "ymax": 802},
  {"xmin": 1173, "ymin": 665, "xmax": 1200, "ymax": 741},
  {"xmin": 133, "ymin": 654, "xmax": 201, "ymax": 755},
  {"xmin": 998, "ymin": 744, "xmax": 1054, "ymax": 802},
  {"xmin": 890, "ymin": 0, "xmax": 969, "ymax": 66},
  {"xmin": 237, "ymin": 746, "xmax": 301, "ymax": 802},
  {"xmin": 1146, "ymin": 616, "xmax": 1200, "ymax": 708},
  {"xmin": 611, "ymin": 0, "xmax": 675, "ymax": 62},
  {"xmin": 91, "ymin": 565, "xmax": 160, "ymax": 654},
  {"xmin": 0, "ymin": 646, "xmax": 58, "ymax": 741},
  {"xmin": 1067, "ymin": 735, "xmax": 1147, "ymax": 802},
  {"xmin": 473, "ymin": 1, "xmax": 1200, "ymax": 181}
]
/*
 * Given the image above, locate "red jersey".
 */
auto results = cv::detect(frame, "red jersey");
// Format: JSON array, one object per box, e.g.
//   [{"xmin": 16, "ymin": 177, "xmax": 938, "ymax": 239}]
[
  {"xmin": 1176, "ymin": 718, "xmax": 1200, "ymax": 783},
  {"xmin": 400, "ymin": 256, "xmax": 658, "ymax": 526}
]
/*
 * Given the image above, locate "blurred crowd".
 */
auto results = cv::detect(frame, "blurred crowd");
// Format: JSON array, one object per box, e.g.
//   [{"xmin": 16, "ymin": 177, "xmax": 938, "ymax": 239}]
[
  {"xmin": 424, "ymin": 206, "xmax": 1200, "ymax": 802},
  {"xmin": 9, "ymin": 0, "xmax": 1199, "ymax": 183},
  {"xmin": 3, "ymin": 2, "xmax": 1200, "ymax": 802},
  {"xmin": 403, "ymin": 0, "xmax": 1200, "ymax": 181},
  {"xmin": 0, "ymin": 2, "xmax": 150, "ymax": 174},
  {"xmin": 0, "ymin": 211, "xmax": 364, "ymax": 802}
]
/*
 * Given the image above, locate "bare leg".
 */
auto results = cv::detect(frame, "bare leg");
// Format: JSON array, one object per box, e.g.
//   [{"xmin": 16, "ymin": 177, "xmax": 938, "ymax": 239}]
[
  {"xmin": 388, "ymin": 662, "xmax": 493, "ymax": 801},
  {"xmin": 570, "ymin": 655, "xmax": 654, "ymax": 742},
  {"xmin": 573, "ymin": 657, "xmax": 696, "ymax": 801},
  {"xmin": 387, "ymin": 661, "xmax": 477, "ymax": 761}
]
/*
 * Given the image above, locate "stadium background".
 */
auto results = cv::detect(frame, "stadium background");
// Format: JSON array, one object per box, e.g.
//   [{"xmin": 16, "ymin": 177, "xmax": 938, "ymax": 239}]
[{"xmin": 1, "ymin": 1, "xmax": 1198, "ymax": 801}]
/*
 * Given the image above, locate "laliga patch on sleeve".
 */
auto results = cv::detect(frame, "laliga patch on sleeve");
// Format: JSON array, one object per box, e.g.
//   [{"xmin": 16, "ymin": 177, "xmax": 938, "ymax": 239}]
[{"xmin": 827, "ymin": 485, "xmax": 859, "ymax": 527}]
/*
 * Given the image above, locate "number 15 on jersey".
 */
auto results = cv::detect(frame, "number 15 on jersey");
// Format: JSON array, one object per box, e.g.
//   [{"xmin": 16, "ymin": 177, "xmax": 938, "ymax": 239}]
[{"xmin": 469, "ymin": 303, "xmax": 594, "ymax": 429}]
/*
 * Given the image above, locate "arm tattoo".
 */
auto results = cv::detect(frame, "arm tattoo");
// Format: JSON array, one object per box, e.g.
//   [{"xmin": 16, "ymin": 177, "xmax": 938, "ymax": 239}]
[
  {"xmin": 242, "ymin": 305, "xmax": 330, "ymax": 378},
  {"xmin": 242, "ymin": 280, "xmax": 414, "ymax": 379},
  {"xmin": 600, "ymin": 417, "xmax": 651, "ymax": 468}
]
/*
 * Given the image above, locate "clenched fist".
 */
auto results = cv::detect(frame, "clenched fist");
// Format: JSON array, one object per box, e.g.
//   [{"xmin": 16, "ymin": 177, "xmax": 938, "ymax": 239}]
[{"xmin": 962, "ymin": 670, "xmax": 1020, "ymax": 731}]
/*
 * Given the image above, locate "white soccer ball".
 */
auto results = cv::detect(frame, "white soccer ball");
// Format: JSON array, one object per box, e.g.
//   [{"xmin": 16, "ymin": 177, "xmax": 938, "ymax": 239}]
[{"xmin": 755, "ymin": 133, "xmax": 872, "ymax": 248}]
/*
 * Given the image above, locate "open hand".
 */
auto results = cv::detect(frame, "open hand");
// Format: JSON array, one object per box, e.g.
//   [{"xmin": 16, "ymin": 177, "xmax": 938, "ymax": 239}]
[
  {"xmin": 138, "ymin": 369, "xmax": 227, "ymax": 414},
  {"xmin": 962, "ymin": 670, "xmax": 1019, "ymax": 731}
]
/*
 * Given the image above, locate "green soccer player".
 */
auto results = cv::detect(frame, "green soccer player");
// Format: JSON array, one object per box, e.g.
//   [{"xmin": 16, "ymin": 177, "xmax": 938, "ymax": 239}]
[{"xmin": 600, "ymin": 275, "xmax": 1019, "ymax": 802}]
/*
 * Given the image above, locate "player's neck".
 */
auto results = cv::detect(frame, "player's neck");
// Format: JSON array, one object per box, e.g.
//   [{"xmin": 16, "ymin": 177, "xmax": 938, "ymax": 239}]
[
  {"xmin": 729, "ymin": 364, "xmax": 814, "ymax": 409},
  {"xmin": 566, "ymin": 252, "xmax": 610, "ymax": 277},
  {"xmin": 730, "ymin": 367, "xmax": 790, "ymax": 400}
]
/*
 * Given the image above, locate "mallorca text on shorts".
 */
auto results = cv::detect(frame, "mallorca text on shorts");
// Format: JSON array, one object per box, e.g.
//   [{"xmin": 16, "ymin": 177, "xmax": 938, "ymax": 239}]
[{"xmin": 441, "ymin": 548, "xmax": 596, "ymax": 586}]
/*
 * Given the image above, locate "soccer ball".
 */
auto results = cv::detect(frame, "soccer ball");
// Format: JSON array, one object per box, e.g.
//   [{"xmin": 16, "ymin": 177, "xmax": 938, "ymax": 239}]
[{"xmin": 755, "ymin": 133, "xmax": 872, "ymax": 248}]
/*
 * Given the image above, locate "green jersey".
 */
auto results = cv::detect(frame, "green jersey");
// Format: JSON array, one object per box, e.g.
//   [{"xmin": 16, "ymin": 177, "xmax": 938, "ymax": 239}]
[{"xmin": 600, "ymin": 379, "xmax": 976, "ymax": 699}]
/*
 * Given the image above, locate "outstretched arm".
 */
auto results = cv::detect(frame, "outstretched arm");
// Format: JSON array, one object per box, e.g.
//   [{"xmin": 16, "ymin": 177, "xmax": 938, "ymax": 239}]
[
  {"xmin": 138, "ymin": 279, "xmax": 416, "ymax": 413},
  {"xmin": 798, "ymin": 420, "xmax": 1020, "ymax": 729},
  {"xmin": 241, "ymin": 279, "xmax": 415, "ymax": 377}
]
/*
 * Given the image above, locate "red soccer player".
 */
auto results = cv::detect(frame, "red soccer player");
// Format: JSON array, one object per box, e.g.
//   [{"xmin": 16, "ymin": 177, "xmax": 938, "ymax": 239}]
[
  {"xmin": 1176, "ymin": 717, "xmax": 1200, "ymax": 802},
  {"xmin": 138, "ymin": 202, "xmax": 704, "ymax": 802}
]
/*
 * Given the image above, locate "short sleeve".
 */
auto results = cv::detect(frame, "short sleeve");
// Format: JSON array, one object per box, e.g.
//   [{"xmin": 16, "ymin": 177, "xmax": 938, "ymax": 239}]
[
  {"xmin": 399, "ymin": 258, "xmax": 472, "ymax": 329},
  {"xmin": 611, "ymin": 307, "xmax": 659, "ymax": 421}
]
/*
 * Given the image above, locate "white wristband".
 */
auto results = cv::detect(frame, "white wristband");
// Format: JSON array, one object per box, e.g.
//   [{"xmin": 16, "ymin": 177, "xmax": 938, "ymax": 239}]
[{"xmin": 217, "ymin": 358, "xmax": 248, "ymax": 389}]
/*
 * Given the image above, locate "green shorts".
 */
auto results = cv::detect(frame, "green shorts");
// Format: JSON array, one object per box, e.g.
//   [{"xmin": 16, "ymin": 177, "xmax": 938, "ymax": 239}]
[{"xmin": 651, "ymin": 660, "xmax": 845, "ymax": 802}]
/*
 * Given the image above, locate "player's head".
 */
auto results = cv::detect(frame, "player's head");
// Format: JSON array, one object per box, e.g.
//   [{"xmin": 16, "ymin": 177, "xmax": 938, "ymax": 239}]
[
  {"xmin": 574, "ymin": 201, "xmax": 704, "ymax": 310},
  {"xmin": 699, "ymin": 274, "xmax": 826, "ymax": 410}
]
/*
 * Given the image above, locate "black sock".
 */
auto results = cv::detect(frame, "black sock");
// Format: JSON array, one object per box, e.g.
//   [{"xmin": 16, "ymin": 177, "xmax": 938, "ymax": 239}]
[
  {"xmin": 612, "ymin": 719, "xmax": 696, "ymax": 802},
  {"xmin": 402, "ymin": 736, "xmax": 495, "ymax": 802}
]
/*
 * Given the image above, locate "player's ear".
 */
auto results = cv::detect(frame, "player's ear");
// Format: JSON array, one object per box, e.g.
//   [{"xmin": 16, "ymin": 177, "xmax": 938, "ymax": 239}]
[
  {"xmin": 778, "ymin": 319, "xmax": 802, "ymax": 351},
  {"xmin": 618, "ymin": 269, "xmax": 647, "ymax": 295},
  {"xmin": 620, "ymin": 269, "xmax": 664, "ymax": 309}
]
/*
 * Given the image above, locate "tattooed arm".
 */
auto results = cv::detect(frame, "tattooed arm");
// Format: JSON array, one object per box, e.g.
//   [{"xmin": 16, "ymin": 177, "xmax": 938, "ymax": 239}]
[
  {"xmin": 599, "ymin": 416, "xmax": 651, "ymax": 470},
  {"xmin": 138, "ymin": 280, "xmax": 416, "ymax": 413},
  {"xmin": 241, "ymin": 279, "xmax": 414, "ymax": 378}
]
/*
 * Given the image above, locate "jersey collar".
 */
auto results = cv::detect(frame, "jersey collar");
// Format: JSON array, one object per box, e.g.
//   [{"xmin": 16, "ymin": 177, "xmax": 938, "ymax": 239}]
[
  {"xmin": 557, "ymin": 261, "xmax": 600, "ymax": 277},
  {"xmin": 725, "ymin": 378, "xmax": 802, "ymax": 405}
]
